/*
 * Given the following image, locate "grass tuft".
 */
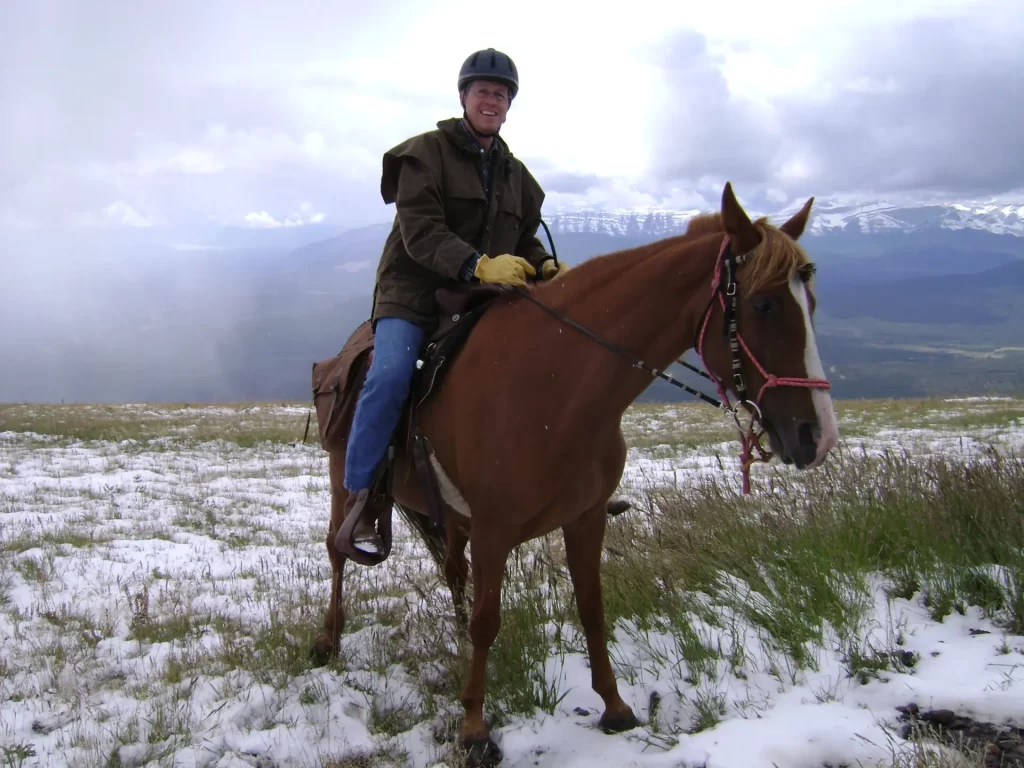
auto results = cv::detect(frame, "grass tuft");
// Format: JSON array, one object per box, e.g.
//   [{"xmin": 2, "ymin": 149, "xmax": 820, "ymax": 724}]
[{"xmin": 604, "ymin": 445, "xmax": 1024, "ymax": 701}]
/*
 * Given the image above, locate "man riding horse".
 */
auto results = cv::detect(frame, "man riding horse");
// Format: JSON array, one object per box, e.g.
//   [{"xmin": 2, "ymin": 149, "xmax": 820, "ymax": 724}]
[{"xmin": 342, "ymin": 48, "xmax": 630, "ymax": 556}]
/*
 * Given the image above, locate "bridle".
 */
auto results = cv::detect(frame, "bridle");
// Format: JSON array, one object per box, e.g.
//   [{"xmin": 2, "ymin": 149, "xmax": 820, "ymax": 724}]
[
  {"xmin": 692, "ymin": 235, "xmax": 832, "ymax": 493},
  {"xmin": 514, "ymin": 231, "xmax": 832, "ymax": 495}
]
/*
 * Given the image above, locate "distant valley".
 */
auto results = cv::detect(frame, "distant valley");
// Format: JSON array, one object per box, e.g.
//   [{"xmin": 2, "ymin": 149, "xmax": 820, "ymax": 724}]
[{"xmin": 2, "ymin": 195, "xmax": 1023, "ymax": 405}]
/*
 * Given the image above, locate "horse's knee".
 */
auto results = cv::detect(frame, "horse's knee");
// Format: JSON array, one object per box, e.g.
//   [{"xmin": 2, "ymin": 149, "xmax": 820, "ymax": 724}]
[
  {"xmin": 325, "ymin": 532, "xmax": 342, "ymax": 561},
  {"xmin": 325, "ymin": 529, "xmax": 348, "ymax": 565},
  {"xmin": 444, "ymin": 550, "xmax": 467, "ymax": 582},
  {"xmin": 469, "ymin": 610, "xmax": 501, "ymax": 648}
]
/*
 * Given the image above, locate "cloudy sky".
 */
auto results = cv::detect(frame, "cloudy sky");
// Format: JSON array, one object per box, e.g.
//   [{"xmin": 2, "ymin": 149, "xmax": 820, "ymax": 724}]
[{"xmin": 1, "ymin": 0, "xmax": 1021, "ymax": 240}]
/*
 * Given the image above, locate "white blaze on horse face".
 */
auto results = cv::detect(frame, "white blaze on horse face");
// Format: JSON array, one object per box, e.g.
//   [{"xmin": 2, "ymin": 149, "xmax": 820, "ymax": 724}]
[{"xmin": 789, "ymin": 275, "xmax": 839, "ymax": 467}]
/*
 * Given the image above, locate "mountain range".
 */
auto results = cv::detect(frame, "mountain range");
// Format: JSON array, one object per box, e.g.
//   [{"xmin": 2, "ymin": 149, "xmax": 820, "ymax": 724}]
[
  {"xmin": 2, "ymin": 193, "xmax": 1023, "ymax": 405},
  {"xmin": 532, "ymin": 197, "xmax": 1024, "ymax": 239},
  {"xmin": 283, "ymin": 196, "xmax": 1024, "ymax": 283},
  {"xmin": 120, "ymin": 194, "xmax": 1024, "ymax": 255}
]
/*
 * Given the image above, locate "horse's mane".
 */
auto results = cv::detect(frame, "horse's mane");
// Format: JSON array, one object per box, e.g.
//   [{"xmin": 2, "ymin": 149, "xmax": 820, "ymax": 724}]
[{"xmin": 531, "ymin": 210, "xmax": 813, "ymax": 302}]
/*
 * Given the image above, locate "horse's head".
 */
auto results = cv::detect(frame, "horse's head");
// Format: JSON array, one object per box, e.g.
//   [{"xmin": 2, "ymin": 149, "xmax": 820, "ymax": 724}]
[{"xmin": 694, "ymin": 182, "xmax": 839, "ymax": 470}]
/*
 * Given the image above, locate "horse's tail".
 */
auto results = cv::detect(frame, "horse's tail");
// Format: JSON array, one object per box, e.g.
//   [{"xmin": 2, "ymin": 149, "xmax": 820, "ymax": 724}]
[{"xmin": 395, "ymin": 502, "xmax": 447, "ymax": 571}]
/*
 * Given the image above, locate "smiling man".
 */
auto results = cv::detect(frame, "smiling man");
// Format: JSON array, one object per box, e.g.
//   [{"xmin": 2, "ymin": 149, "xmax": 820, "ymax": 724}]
[{"xmin": 338, "ymin": 47, "xmax": 576, "ymax": 558}]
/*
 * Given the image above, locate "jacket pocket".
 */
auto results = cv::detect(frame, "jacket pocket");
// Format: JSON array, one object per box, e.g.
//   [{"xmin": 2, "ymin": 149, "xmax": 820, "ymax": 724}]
[
  {"xmin": 443, "ymin": 172, "xmax": 487, "ymax": 244},
  {"xmin": 489, "ymin": 188, "xmax": 523, "ymax": 255}
]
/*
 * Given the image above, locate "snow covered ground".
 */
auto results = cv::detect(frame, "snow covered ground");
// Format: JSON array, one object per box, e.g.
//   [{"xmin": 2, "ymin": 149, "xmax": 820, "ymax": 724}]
[{"xmin": 1, "ymin": 398, "xmax": 1023, "ymax": 768}]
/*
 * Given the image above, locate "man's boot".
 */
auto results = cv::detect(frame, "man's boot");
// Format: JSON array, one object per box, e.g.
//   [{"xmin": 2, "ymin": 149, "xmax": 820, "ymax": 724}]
[
  {"xmin": 352, "ymin": 509, "xmax": 384, "ymax": 555},
  {"xmin": 335, "ymin": 488, "xmax": 384, "ymax": 558}
]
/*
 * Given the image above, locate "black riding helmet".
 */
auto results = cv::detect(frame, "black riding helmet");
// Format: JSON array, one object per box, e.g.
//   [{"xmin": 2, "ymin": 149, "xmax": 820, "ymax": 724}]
[{"xmin": 458, "ymin": 48, "xmax": 519, "ymax": 99}]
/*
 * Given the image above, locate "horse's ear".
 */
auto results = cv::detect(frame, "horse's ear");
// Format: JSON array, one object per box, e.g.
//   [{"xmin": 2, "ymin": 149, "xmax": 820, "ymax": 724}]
[
  {"xmin": 721, "ymin": 181, "xmax": 761, "ymax": 253},
  {"xmin": 779, "ymin": 197, "xmax": 814, "ymax": 240}
]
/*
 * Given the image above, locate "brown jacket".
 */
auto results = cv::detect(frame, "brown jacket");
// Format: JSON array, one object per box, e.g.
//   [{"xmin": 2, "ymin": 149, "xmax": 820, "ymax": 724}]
[{"xmin": 370, "ymin": 117, "xmax": 552, "ymax": 329}]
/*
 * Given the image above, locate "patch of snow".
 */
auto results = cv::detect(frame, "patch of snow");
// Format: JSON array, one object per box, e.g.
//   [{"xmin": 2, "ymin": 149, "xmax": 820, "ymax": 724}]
[{"xmin": 1, "ymin": 404, "xmax": 1023, "ymax": 766}]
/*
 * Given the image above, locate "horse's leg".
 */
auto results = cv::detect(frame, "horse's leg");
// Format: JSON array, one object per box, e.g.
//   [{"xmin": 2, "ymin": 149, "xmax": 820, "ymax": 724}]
[
  {"xmin": 444, "ymin": 521, "xmax": 470, "ymax": 631},
  {"xmin": 563, "ymin": 504, "xmax": 639, "ymax": 732},
  {"xmin": 311, "ymin": 452, "xmax": 349, "ymax": 665},
  {"xmin": 606, "ymin": 426, "xmax": 632, "ymax": 517},
  {"xmin": 458, "ymin": 532, "xmax": 509, "ymax": 765}
]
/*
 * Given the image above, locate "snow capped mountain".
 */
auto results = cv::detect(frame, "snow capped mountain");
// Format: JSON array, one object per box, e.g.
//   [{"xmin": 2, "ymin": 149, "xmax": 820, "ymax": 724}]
[
  {"xmin": 545, "ymin": 198, "xmax": 1024, "ymax": 239},
  {"xmin": 543, "ymin": 209, "xmax": 702, "ymax": 238},
  {"xmin": 786, "ymin": 199, "xmax": 1024, "ymax": 237}
]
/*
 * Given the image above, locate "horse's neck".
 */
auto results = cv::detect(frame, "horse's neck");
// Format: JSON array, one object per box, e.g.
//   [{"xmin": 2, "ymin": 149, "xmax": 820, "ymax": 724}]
[{"xmin": 546, "ymin": 233, "xmax": 722, "ymax": 412}]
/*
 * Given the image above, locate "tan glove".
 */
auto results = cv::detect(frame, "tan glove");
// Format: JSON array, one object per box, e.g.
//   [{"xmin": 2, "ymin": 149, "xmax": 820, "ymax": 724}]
[
  {"xmin": 474, "ymin": 253, "xmax": 536, "ymax": 287},
  {"xmin": 541, "ymin": 259, "xmax": 570, "ymax": 280}
]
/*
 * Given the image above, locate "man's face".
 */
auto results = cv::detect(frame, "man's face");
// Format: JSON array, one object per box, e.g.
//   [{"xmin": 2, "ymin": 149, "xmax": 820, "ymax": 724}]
[{"xmin": 462, "ymin": 80, "xmax": 511, "ymax": 134}]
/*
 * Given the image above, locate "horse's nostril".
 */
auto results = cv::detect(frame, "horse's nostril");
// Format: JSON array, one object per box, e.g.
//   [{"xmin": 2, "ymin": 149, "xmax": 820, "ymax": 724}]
[{"xmin": 797, "ymin": 421, "xmax": 816, "ymax": 448}]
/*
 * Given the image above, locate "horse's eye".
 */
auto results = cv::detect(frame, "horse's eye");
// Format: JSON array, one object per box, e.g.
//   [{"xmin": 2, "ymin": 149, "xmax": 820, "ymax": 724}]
[{"xmin": 752, "ymin": 296, "xmax": 775, "ymax": 314}]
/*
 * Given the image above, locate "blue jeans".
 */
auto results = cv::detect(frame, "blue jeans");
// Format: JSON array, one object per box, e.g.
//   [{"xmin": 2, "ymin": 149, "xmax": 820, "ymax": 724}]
[{"xmin": 344, "ymin": 317, "xmax": 428, "ymax": 492}]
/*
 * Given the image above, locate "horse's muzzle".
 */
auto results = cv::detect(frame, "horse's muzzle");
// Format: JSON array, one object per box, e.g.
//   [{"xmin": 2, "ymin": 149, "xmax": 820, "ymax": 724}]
[{"xmin": 766, "ymin": 414, "xmax": 835, "ymax": 470}]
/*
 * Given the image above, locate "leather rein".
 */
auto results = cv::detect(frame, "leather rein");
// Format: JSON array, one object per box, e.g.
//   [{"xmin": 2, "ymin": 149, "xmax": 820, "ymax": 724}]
[{"xmin": 513, "ymin": 234, "xmax": 832, "ymax": 495}]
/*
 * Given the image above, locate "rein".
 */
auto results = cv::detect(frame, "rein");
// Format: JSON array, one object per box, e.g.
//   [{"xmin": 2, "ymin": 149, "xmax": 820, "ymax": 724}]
[
  {"xmin": 513, "ymin": 234, "xmax": 831, "ymax": 495},
  {"xmin": 514, "ymin": 286, "xmax": 727, "ymax": 410}
]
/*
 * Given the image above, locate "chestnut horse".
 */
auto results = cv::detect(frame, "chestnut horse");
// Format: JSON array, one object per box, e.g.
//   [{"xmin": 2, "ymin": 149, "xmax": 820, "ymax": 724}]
[{"xmin": 310, "ymin": 182, "xmax": 839, "ymax": 765}]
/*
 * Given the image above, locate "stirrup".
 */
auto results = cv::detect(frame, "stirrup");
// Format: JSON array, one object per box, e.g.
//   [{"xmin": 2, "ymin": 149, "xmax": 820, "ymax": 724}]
[
  {"xmin": 352, "ymin": 531, "xmax": 383, "ymax": 555},
  {"xmin": 335, "ymin": 489, "xmax": 388, "ymax": 566}
]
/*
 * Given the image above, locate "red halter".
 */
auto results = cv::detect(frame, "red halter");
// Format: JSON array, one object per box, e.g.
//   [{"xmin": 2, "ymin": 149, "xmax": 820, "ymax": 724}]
[{"xmin": 695, "ymin": 236, "xmax": 832, "ymax": 494}]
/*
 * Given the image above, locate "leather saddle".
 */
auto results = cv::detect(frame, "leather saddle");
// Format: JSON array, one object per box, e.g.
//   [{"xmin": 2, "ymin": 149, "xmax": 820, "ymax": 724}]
[{"xmin": 306, "ymin": 283, "xmax": 508, "ymax": 564}]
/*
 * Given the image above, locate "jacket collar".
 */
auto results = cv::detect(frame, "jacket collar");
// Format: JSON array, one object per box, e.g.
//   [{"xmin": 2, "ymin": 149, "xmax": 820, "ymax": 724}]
[{"xmin": 437, "ymin": 116, "xmax": 510, "ymax": 159}]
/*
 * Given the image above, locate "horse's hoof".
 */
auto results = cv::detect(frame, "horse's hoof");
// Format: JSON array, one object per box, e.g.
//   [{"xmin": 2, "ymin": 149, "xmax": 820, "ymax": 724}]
[
  {"xmin": 309, "ymin": 635, "xmax": 333, "ymax": 667},
  {"xmin": 600, "ymin": 707, "xmax": 639, "ymax": 733},
  {"xmin": 606, "ymin": 498, "xmax": 632, "ymax": 517},
  {"xmin": 461, "ymin": 736, "xmax": 503, "ymax": 767}
]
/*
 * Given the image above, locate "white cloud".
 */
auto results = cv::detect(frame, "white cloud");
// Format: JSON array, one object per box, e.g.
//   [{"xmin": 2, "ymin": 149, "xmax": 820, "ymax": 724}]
[
  {"xmin": 243, "ymin": 203, "xmax": 326, "ymax": 229},
  {"xmin": 69, "ymin": 201, "xmax": 153, "ymax": 228},
  {"xmin": 1, "ymin": 208, "xmax": 39, "ymax": 232},
  {"xmin": 170, "ymin": 243, "xmax": 224, "ymax": 252},
  {"xmin": 336, "ymin": 259, "xmax": 373, "ymax": 273},
  {"xmin": 0, "ymin": 0, "xmax": 1018, "ymax": 237},
  {"xmin": 242, "ymin": 211, "xmax": 280, "ymax": 228},
  {"xmin": 168, "ymin": 150, "xmax": 225, "ymax": 175}
]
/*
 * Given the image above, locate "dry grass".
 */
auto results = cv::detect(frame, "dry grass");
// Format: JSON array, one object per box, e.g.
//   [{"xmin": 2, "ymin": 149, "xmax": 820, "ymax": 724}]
[{"xmin": 1, "ymin": 397, "xmax": 1022, "ymax": 767}]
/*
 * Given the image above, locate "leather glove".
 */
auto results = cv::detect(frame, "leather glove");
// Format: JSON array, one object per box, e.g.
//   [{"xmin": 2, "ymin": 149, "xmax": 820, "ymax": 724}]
[
  {"xmin": 473, "ymin": 253, "xmax": 536, "ymax": 287},
  {"xmin": 541, "ymin": 259, "xmax": 570, "ymax": 280}
]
